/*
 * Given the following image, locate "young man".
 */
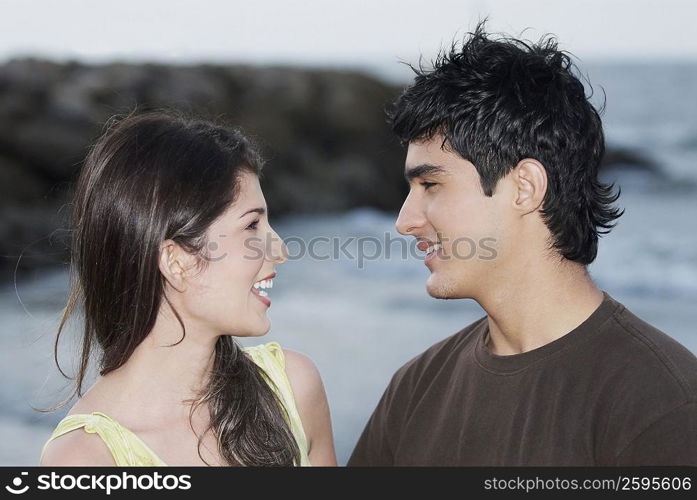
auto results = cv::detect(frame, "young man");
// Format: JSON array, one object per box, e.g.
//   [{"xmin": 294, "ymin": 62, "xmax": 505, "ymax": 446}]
[{"xmin": 348, "ymin": 25, "xmax": 697, "ymax": 466}]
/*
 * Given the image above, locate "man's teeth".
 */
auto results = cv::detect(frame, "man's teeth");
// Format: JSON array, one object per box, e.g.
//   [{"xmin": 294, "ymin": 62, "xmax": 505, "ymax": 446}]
[{"xmin": 426, "ymin": 243, "xmax": 442, "ymax": 254}]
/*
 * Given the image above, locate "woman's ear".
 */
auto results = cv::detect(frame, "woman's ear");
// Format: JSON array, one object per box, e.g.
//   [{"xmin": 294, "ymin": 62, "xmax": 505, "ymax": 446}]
[
  {"xmin": 512, "ymin": 158, "xmax": 548, "ymax": 215},
  {"xmin": 158, "ymin": 240, "xmax": 189, "ymax": 293}
]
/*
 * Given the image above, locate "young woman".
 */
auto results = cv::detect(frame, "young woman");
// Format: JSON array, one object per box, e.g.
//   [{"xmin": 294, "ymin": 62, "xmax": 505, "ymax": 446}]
[{"xmin": 39, "ymin": 111, "xmax": 336, "ymax": 466}]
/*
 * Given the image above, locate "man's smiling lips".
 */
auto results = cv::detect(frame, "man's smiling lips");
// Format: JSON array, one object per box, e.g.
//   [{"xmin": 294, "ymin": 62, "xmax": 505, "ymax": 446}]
[
  {"xmin": 417, "ymin": 239, "xmax": 443, "ymax": 268},
  {"xmin": 251, "ymin": 272, "xmax": 275, "ymax": 307}
]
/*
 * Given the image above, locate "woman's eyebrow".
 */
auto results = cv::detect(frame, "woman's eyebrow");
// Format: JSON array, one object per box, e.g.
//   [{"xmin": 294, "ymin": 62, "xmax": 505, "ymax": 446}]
[
  {"xmin": 239, "ymin": 207, "xmax": 266, "ymax": 218},
  {"xmin": 404, "ymin": 164, "xmax": 446, "ymax": 182}
]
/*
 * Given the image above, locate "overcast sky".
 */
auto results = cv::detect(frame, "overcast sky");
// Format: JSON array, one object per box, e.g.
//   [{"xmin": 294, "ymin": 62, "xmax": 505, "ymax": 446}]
[{"xmin": 1, "ymin": 0, "xmax": 697, "ymax": 68}]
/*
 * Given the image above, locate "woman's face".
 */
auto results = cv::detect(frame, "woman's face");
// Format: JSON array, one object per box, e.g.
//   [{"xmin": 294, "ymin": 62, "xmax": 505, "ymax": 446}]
[{"xmin": 181, "ymin": 171, "xmax": 287, "ymax": 338}]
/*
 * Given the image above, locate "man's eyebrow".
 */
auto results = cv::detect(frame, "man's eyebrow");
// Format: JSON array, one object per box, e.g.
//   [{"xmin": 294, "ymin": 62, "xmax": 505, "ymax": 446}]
[
  {"xmin": 240, "ymin": 207, "xmax": 266, "ymax": 218},
  {"xmin": 404, "ymin": 164, "xmax": 446, "ymax": 182}
]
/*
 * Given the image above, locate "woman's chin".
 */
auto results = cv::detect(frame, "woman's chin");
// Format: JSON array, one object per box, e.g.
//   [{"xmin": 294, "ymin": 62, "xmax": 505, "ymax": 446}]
[
  {"xmin": 222, "ymin": 317, "xmax": 271, "ymax": 338},
  {"xmin": 250, "ymin": 317, "xmax": 272, "ymax": 337}
]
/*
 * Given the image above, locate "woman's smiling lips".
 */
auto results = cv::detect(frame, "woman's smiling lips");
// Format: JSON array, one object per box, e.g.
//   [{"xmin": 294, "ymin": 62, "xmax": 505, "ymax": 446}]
[{"xmin": 251, "ymin": 272, "xmax": 275, "ymax": 307}]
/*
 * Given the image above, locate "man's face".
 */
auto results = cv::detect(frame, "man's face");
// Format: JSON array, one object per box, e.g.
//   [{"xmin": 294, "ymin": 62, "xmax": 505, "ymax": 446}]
[{"xmin": 396, "ymin": 135, "xmax": 512, "ymax": 299}]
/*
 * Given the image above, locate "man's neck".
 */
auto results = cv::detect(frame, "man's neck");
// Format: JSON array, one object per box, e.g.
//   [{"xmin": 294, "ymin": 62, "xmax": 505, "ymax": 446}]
[{"xmin": 480, "ymin": 259, "xmax": 604, "ymax": 356}]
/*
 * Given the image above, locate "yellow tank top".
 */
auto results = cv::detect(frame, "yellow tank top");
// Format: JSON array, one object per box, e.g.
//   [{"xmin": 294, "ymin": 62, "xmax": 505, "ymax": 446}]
[{"xmin": 40, "ymin": 342, "xmax": 311, "ymax": 466}]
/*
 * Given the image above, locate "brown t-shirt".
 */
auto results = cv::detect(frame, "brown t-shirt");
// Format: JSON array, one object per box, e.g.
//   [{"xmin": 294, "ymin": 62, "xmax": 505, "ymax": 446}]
[{"xmin": 348, "ymin": 292, "xmax": 697, "ymax": 466}]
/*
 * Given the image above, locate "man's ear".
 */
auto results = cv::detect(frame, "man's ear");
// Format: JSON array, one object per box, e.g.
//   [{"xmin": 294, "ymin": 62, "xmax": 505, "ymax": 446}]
[
  {"xmin": 512, "ymin": 158, "xmax": 548, "ymax": 215},
  {"xmin": 158, "ymin": 240, "xmax": 189, "ymax": 293}
]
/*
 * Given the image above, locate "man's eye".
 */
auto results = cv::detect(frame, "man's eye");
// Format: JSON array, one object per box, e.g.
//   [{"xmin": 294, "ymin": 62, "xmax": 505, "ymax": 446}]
[
  {"xmin": 246, "ymin": 220, "xmax": 260, "ymax": 230},
  {"xmin": 420, "ymin": 181, "xmax": 437, "ymax": 190}
]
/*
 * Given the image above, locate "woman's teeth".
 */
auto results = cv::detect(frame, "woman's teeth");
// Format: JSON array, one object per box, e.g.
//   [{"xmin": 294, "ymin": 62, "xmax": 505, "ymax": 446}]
[{"xmin": 253, "ymin": 279, "xmax": 273, "ymax": 297}]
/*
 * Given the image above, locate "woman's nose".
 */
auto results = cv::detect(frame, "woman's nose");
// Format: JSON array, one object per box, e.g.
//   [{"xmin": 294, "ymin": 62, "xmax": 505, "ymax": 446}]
[{"xmin": 267, "ymin": 228, "xmax": 288, "ymax": 264}]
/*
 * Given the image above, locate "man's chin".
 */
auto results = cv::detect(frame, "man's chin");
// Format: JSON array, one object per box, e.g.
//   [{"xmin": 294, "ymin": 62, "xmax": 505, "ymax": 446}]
[{"xmin": 426, "ymin": 277, "xmax": 463, "ymax": 299}]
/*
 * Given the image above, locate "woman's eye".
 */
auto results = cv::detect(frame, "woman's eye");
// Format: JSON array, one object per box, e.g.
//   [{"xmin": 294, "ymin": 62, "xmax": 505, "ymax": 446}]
[
  {"xmin": 246, "ymin": 219, "xmax": 260, "ymax": 230},
  {"xmin": 420, "ymin": 181, "xmax": 437, "ymax": 190}
]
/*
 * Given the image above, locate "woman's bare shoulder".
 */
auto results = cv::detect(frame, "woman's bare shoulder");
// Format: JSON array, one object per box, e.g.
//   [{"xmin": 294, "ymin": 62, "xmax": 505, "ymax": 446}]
[
  {"xmin": 41, "ymin": 382, "xmax": 122, "ymax": 466},
  {"xmin": 40, "ymin": 429, "xmax": 116, "ymax": 466},
  {"xmin": 281, "ymin": 348, "xmax": 337, "ymax": 465},
  {"xmin": 281, "ymin": 349, "xmax": 324, "ymax": 403}
]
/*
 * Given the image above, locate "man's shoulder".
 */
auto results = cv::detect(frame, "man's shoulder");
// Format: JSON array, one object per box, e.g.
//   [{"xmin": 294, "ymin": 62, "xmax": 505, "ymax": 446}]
[
  {"xmin": 603, "ymin": 302, "xmax": 697, "ymax": 401},
  {"xmin": 390, "ymin": 315, "xmax": 487, "ymax": 388},
  {"xmin": 589, "ymin": 298, "xmax": 697, "ymax": 463}
]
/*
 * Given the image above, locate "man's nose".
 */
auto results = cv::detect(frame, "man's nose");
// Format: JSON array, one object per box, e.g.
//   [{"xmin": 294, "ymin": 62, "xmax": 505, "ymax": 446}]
[{"xmin": 395, "ymin": 192, "xmax": 426, "ymax": 236}]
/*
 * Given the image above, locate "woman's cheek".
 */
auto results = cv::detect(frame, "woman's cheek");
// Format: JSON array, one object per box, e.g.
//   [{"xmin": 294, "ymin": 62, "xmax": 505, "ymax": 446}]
[{"xmin": 241, "ymin": 235, "xmax": 265, "ymax": 262}]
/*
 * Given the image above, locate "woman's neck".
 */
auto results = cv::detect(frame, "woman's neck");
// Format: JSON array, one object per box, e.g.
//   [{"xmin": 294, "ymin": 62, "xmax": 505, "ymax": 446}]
[{"xmin": 80, "ymin": 306, "xmax": 219, "ymax": 429}]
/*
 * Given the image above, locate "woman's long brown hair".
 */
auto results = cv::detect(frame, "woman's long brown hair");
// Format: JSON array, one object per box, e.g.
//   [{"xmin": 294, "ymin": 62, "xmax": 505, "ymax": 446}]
[{"xmin": 50, "ymin": 110, "xmax": 300, "ymax": 466}]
